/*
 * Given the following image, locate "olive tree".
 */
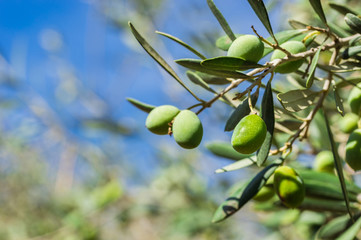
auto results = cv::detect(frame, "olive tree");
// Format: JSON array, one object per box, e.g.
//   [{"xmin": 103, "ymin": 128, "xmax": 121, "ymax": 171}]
[{"xmin": 127, "ymin": 0, "xmax": 361, "ymax": 238}]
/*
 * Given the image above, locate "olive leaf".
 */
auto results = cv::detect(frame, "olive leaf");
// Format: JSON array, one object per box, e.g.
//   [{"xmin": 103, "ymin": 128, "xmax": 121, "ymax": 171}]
[
  {"xmin": 316, "ymin": 214, "xmax": 354, "ymax": 240},
  {"xmin": 126, "ymin": 97, "xmax": 156, "ymax": 113},
  {"xmin": 207, "ymin": 0, "xmax": 236, "ymax": 41},
  {"xmin": 336, "ymin": 214, "xmax": 361, "ymax": 240},
  {"xmin": 212, "ymin": 158, "xmax": 283, "ymax": 223},
  {"xmin": 336, "ymin": 76, "xmax": 361, "ymax": 88},
  {"xmin": 277, "ymin": 89, "xmax": 319, "ymax": 112},
  {"xmin": 175, "ymin": 58, "xmax": 251, "ymax": 78},
  {"xmin": 82, "ymin": 118, "xmax": 131, "ymax": 135},
  {"xmin": 201, "ymin": 56, "xmax": 264, "ymax": 71},
  {"xmin": 156, "ymin": 31, "xmax": 206, "ymax": 59},
  {"xmin": 328, "ymin": 2, "xmax": 358, "ymax": 16},
  {"xmin": 195, "ymin": 72, "xmax": 231, "ymax": 85},
  {"xmin": 288, "ymin": 19, "xmax": 309, "ymax": 29},
  {"xmin": 215, "ymin": 157, "xmax": 256, "ymax": 173},
  {"xmin": 216, "ymin": 34, "xmax": 243, "ymax": 51},
  {"xmin": 342, "ymin": 46, "xmax": 361, "ymax": 59},
  {"xmin": 345, "ymin": 13, "xmax": 361, "ymax": 34},
  {"xmin": 224, "ymin": 93, "xmax": 258, "ymax": 132},
  {"xmin": 333, "ymin": 86, "xmax": 345, "ymax": 116},
  {"xmin": 306, "ymin": 44, "xmax": 323, "ymax": 88},
  {"xmin": 309, "ymin": 0, "xmax": 327, "ymax": 25},
  {"xmin": 257, "ymin": 81, "xmax": 274, "ymax": 166},
  {"xmin": 128, "ymin": 22, "xmax": 201, "ymax": 102},
  {"xmin": 322, "ymin": 62, "xmax": 361, "ymax": 73},
  {"xmin": 322, "ymin": 109, "xmax": 354, "ymax": 221},
  {"xmin": 206, "ymin": 142, "xmax": 251, "ymax": 160},
  {"xmin": 247, "ymin": 0, "xmax": 275, "ymax": 40},
  {"xmin": 328, "ymin": 22, "xmax": 350, "ymax": 38},
  {"xmin": 299, "ymin": 198, "xmax": 358, "ymax": 213}
]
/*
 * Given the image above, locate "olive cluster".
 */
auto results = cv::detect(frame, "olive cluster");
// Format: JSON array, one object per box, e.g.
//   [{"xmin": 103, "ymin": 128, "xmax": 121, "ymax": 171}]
[{"xmin": 145, "ymin": 105, "xmax": 203, "ymax": 149}]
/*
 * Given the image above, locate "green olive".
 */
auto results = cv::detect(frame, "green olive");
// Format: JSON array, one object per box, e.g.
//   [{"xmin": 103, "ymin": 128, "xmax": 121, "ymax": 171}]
[
  {"xmin": 227, "ymin": 35, "xmax": 264, "ymax": 63},
  {"xmin": 340, "ymin": 113, "xmax": 359, "ymax": 133},
  {"xmin": 253, "ymin": 185, "xmax": 275, "ymax": 202},
  {"xmin": 270, "ymin": 41, "xmax": 306, "ymax": 74},
  {"xmin": 231, "ymin": 114, "xmax": 267, "ymax": 154},
  {"xmin": 274, "ymin": 166, "xmax": 305, "ymax": 208},
  {"xmin": 172, "ymin": 110, "xmax": 203, "ymax": 149},
  {"xmin": 347, "ymin": 83, "xmax": 361, "ymax": 115},
  {"xmin": 313, "ymin": 151, "xmax": 334, "ymax": 174},
  {"xmin": 346, "ymin": 129, "xmax": 361, "ymax": 171},
  {"xmin": 145, "ymin": 105, "xmax": 180, "ymax": 135}
]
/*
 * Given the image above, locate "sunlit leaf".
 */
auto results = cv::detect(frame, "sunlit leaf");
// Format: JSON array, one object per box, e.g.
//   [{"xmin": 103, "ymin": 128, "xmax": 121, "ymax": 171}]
[
  {"xmin": 201, "ymin": 56, "xmax": 264, "ymax": 71},
  {"xmin": 309, "ymin": 0, "xmax": 327, "ymax": 25},
  {"xmin": 336, "ymin": 76, "xmax": 361, "ymax": 88},
  {"xmin": 263, "ymin": 29, "xmax": 305, "ymax": 56},
  {"xmin": 186, "ymin": 71, "xmax": 214, "ymax": 93},
  {"xmin": 196, "ymin": 72, "xmax": 231, "ymax": 85},
  {"xmin": 215, "ymin": 157, "xmax": 256, "ymax": 173},
  {"xmin": 175, "ymin": 58, "xmax": 251, "ymax": 78},
  {"xmin": 328, "ymin": 22, "xmax": 350, "ymax": 38},
  {"xmin": 288, "ymin": 19, "xmax": 308, "ymax": 29},
  {"xmin": 298, "ymin": 198, "xmax": 358, "ymax": 213},
  {"xmin": 345, "ymin": 13, "xmax": 361, "ymax": 34},
  {"xmin": 207, "ymin": 0, "xmax": 236, "ymax": 41},
  {"xmin": 212, "ymin": 158, "xmax": 283, "ymax": 223},
  {"xmin": 224, "ymin": 93, "xmax": 258, "ymax": 132},
  {"xmin": 156, "ymin": 31, "xmax": 206, "ymax": 59},
  {"xmin": 126, "ymin": 97, "xmax": 155, "ymax": 113},
  {"xmin": 306, "ymin": 44, "xmax": 322, "ymax": 88},
  {"xmin": 322, "ymin": 109, "xmax": 353, "ymax": 220},
  {"xmin": 322, "ymin": 62, "xmax": 361, "ymax": 73},
  {"xmin": 128, "ymin": 22, "xmax": 201, "ymax": 101},
  {"xmin": 277, "ymin": 89, "xmax": 319, "ymax": 112},
  {"xmin": 257, "ymin": 81, "xmax": 274, "ymax": 166},
  {"xmin": 316, "ymin": 214, "xmax": 353, "ymax": 240},
  {"xmin": 206, "ymin": 141, "xmax": 251, "ymax": 160},
  {"xmin": 247, "ymin": 0, "xmax": 274, "ymax": 39}
]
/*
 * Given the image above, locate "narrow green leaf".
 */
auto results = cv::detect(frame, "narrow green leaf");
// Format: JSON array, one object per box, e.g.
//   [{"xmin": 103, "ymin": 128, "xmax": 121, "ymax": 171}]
[
  {"xmin": 316, "ymin": 214, "xmax": 353, "ymax": 240},
  {"xmin": 328, "ymin": 22, "xmax": 350, "ymax": 38},
  {"xmin": 304, "ymin": 180, "xmax": 358, "ymax": 202},
  {"xmin": 224, "ymin": 93, "xmax": 258, "ymax": 132},
  {"xmin": 186, "ymin": 71, "xmax": 214, "ymax": 93},
  {"xmin": 247, "ymin": 0, "xmax": 274, "ymax": 39},
  {"xmin": 329, "ymin": 2, "xmax": 358, "ymax": 16},
  {"xmin": 216, "ymin": 34, "xmax": 243, "ymax": 51},
  {"xmin": 322, "ymin": 109, "xmax": 353, "ymax": 221},
  {"xmin": 306, "ymin": 44, "xmax": 322, "ymax": 88},
  {"xmin": 156, "ymin": 31, "xmax": 206, "ymax": 59},
  {"xmin": 206, "ymin": 142, "xmax": 251, "ymax": 160},
  {"xmin": 336, "ymin": 215, "xmax": 361, "ymax": 240},
  {"xmin": 82, "ymin": 118, "xmax": 131, "ymax": 135},
  {"xmin": 128, "ymin": 22, "xmax": 201, "ymax": 101},
  {"xmin": 345, "ymin": 13, "xmax": 361, "ymax": 34},
  {"xmin": 299, "ymin": 198, "xmax": 357, "ymax": 213},
  {"xmin": 336, "ymin": 76, "xmax": 361, "ymax": 88},
  {"xmin": 288, "ymin": 19, "xmax": 308, "ymax": 29},
  {"xmin": 334, "ymin": 86, "xmax": 345, "ymax": 116},
  {"xmin": 322, "ymin": 62, "xmax": 361, "ymax": 73},
  {"xmin": 175, "ymin": 58, "xmax": 251, "ymax": 78},
  {"xmin": 309, "ymin": 0, "xmax": 327, "ymax": 25},
  {"xmin": 126, "ymin": 97, "xmax": 156, "ymax": 113},
  {"xmin": 196, "ymin": 72, "xmax": 231, "ymax": 85},
  {"xmin": 215, "ymin": 157, "xmax": 256, "ymax": 173},
  {"xmin": 277, "ymin": 89, "xmax": 319, "ymax": 112},
  {"xmin": 201, "ymin": 56, "xmax": 264, "ymax": 71},
  {"xmin": 212, "ymin": 158, "xmax": 283, "ymax": 223},
  {"xmin": 257, "ymin": 81, "xmax": 275, "ymax": 166},
  {"xmin": 207, "ymin": 0, "xmax": 236, "ymax": 41},
  {"xmin": 342, "ymin": 46, "xmax": 361, "ymax": 59},
  {"xmin": 298, "ymin": 169, "xmax": 361, "ymax": 195}
]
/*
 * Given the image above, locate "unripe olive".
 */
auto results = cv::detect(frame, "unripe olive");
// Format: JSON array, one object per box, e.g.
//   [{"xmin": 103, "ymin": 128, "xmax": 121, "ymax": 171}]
[
  {"xmin": 346, "ymin": 129, "xmax": 361, "ymax": 171},
  {"xmin": 172, "ymin": 110, "xmax": 203, "ymax": 149},
  {"xmin": 340, "ymin": 113, "xmax": 359, "ymax": 133},
  {"xmin": 227, "ymin": 35, "xmax": 264, "ymax": 63},
  {"xmin": 313, "ymin": 151, "xmax": 334, "ymax": 174},
  {"xmin": 274, "ymin": 166, "xmax": 305, "ymax": 208},
  {"xmin": 231, "ymin": 114, "xmax": 267, "ymax": 154},
  {"xmin": 347, "ymin": 83, "xmax": 361, "ymax": 114},
  {"xmin": 145, "ymin": 105, "xmax": 180, "ymax": 135},
  {"xmin": 253, "ymin": 185, "xmax": 275, "ymax": 202},
  {"xmin": 270, "ymin": 41, "xmax": 306, "ymax": 74}
]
